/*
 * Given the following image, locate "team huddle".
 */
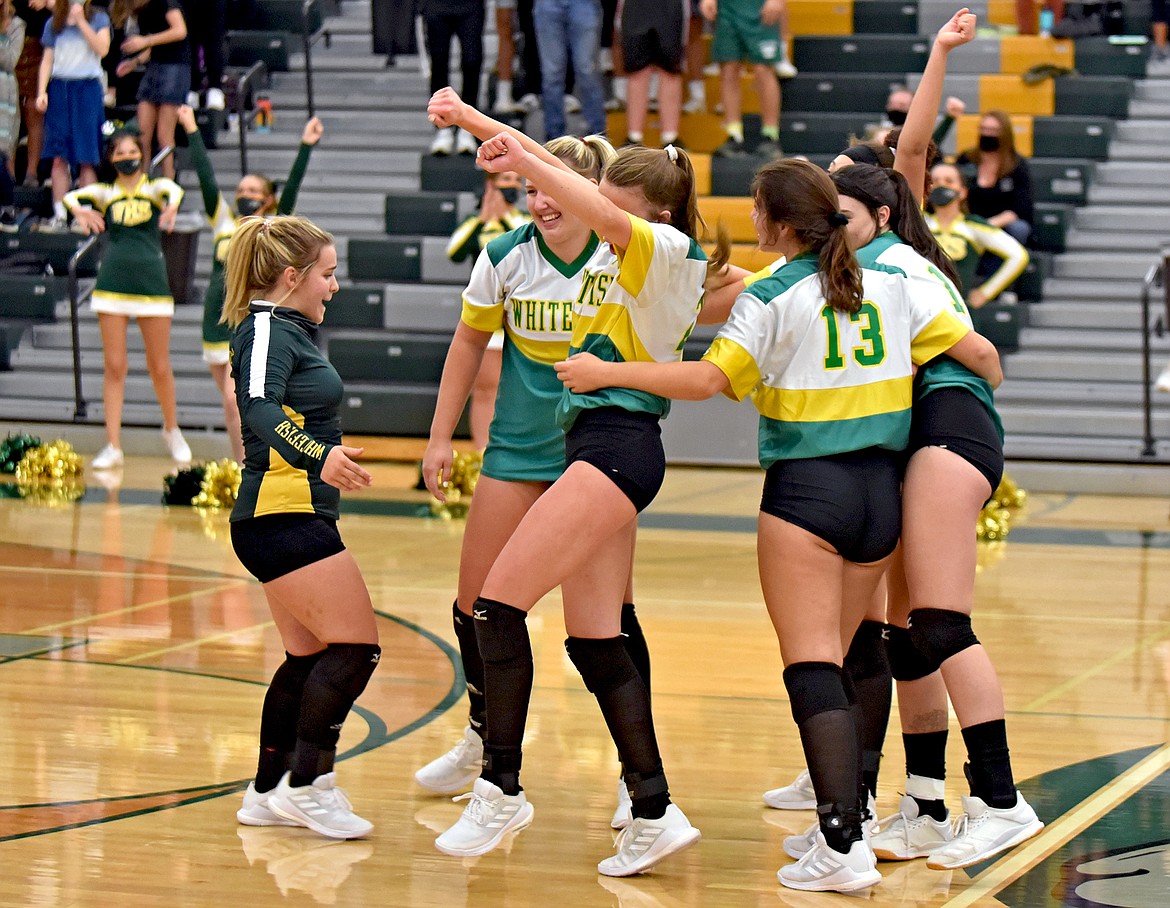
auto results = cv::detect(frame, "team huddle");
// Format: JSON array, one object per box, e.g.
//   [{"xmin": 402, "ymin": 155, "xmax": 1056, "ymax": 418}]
[{"xmin": 217, "ymin": 7, "xmax": 1045, "ymax": 897}]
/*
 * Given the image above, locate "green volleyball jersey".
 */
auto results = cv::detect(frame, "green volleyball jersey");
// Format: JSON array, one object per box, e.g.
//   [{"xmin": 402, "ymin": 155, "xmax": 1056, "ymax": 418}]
[
  {"xmin": 558, "ymin": 213, "xmax": 707, "ymax": 430},
  {"xmin": 860, "ymin": 232, "xmax": 1004, "ymax": 441},
  {"xmin": 230, "ymin": 303, "xmax": 343, "ymax": 521},
  {"xmin": 64, "ymin": 175, "xmax": 183, "ymax": 307},
  {"xmin": 926, "ymin": 211, "xmax": 1030, "ymax": 301},
  {"xmin": 187, "ymin": 127, "xmax": 314, "ymax": 352},
  {"xmin": 705, "ymin": 253, "xmax": 969, "ymax": 467},
  {"xmin": 462, "ymin": 222, "xmax": 614, "ymax": 480}
]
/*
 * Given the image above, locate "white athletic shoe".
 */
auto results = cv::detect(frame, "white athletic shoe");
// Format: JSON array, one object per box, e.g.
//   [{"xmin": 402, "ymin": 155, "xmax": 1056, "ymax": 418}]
[
  {"xmin": 597, "ymin": 803, "xmax": 701, "ymax": 877},
  {"xmin": 237, "ymin": 782, "xmax": 299, "ymax": 827},
  {"xmin": 430, "ymin": 127, "xmax": 455, "ymax": 156},
  {"xmin": 267, "ymin": 772, "xmax": 374, "ymax": 840},
  {"xmin": 564, "ymin": 94, "xmax": 581, "ymax": 114},
  {"xmin": 777, "ymin": 831, "xmax": 881, "ymax": 893},
  {"xmin": 611, "ymin": 778, "xmax": 633, "ymax": 829},
  {"xmin": 1155, "ymin": 365, "xmax": 1170, "ymax": 393},
  {"xmin": 434, "ymin": 777, "xmax": 534, "ymax": 857},
  {"xmin": 775, "ymin": 58, "xmax": 799, "ymax": 80},
  {"xmin": 456, "ymin": 128, "xmax": 479, "ymax": 155},
  {"xmin": 871, "ymin": 794, "xmax": 953, "ymax": 860},
  {"xmin": 414, "ymin": 726, "xmax": 483, "ymax": 794},
  {"xmin": 162, "ymin": 427, "xmax": 192, "ymax": 464},
  {"xmin": 206, "ymin": 87, "xmax": 226, "ymax": 110},
  {"xmin": 91, "ymin": 444, "xmax": 124, "ymax": 471},
  {"xmin": 763, "ymin": 768, "xmax": 817, "ymax": 810},
  {"xmin": 783, "ymin": 796, "xmax": 876, "ymax": 859},
  {"xmin": 682, "ymin": 95, "xmax": 707, "ymax": 115},
  {"xmin": 926, "ymin": 793, "xmax": 1043, "ymax": 870}
]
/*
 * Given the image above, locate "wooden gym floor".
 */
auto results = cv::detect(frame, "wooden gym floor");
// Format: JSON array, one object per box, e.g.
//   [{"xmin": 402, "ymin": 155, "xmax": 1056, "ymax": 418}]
[{"xmin": 1, "ymin": 456, "xmax": 1168, "ymax": 907}]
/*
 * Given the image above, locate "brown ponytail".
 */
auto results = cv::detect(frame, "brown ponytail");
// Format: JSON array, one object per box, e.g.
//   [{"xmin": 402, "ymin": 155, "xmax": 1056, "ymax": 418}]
[
  {"xmin": 752, "ymin": 159, "xmax": 863, "ymax": 313},
  {"xmin": 222, "ymin": 215, "xmax": 334, "ymax": 327}
]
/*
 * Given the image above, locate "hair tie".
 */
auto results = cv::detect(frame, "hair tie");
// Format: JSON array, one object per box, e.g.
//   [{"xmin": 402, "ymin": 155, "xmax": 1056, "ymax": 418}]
[
  {"xmin": 828, "ymin": 211, "xmax": 849, "ymax": 228},
  {"xmin": 664, "ymin": 144, "xmax": 679, "ymax": 164}
]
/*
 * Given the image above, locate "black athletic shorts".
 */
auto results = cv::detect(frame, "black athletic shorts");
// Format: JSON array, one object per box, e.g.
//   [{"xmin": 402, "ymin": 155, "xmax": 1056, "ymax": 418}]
[
  {"xmin": 565, "ymin": 407, "xmax": 666, "ymax": 513},
  {"xmin": 620, "ymin": 0, "xmax": 687, "ymax": 73},
  {"xmin": 760, "ymin": 448, "xmax": 902, "ymax": 564},
  {"xmin": 908, "ymin": 387, "xmax": 1004, "ymax": 494},
  {"xmin": 231, "ymin": 513, "xmax": 346, "ymax": 583}
]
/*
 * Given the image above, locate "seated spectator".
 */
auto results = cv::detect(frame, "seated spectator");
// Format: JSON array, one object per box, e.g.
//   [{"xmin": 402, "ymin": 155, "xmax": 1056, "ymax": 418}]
[
  {"xmin": 956, "ymin": 109, "xmax": 1033, "ymax": 245},
  {"xmin": 0, "ymin": 0, "xmax": 25, "ymax": 180},
  {"xmin": 869, "ymin": 83, "xmax": 963, "ymax": 146},
  {"xmin": 423, "ymin": 0, "xmax": 485, "ymax": 155},
  {"xmin": 927, "ymin": 162, "xmax": 1029, "ymax": 310},
  {"xmin": 533, "ymin": 0, "xmax": 604, "ymax": 139}
]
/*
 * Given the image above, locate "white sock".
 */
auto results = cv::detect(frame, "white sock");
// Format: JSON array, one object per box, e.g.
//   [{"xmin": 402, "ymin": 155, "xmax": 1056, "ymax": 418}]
[
  {"xmin": 54, "ymin": 201, "xmax": 67, "ymax": 221},
  {"xmin": 688, "ymin": 79, "xmax": 705, "ymax": 102},
  {"xmin": 613, "ymin": 77, "xmax": 627, "ymax": 102},
  {"xmin": 497, "ymin": 79, "xmax": 513, "ymax": 105}
]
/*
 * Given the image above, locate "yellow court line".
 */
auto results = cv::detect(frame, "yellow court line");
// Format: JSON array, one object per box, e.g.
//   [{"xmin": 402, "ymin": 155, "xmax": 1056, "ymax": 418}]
[
  {"xmin": 1021, "ymin": 625, "xmax": 1170, "ymax": 712},
  {"xmin": 941, "ymin": 741, "xmax": 1170, "ymax": 908},
  {"xmin": 22, "ymin": 581, "xmax": 248, "ymax": 634},
  {"xmin": 116, "ymin": 620, "xmax": 275, "ymax": 663},
  {"xmin": 0, "ymin": 564, "xmax": 235, "ymax": 582}
]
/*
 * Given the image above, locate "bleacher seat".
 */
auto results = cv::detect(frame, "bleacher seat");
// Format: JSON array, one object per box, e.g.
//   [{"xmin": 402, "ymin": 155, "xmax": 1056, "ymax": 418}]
[
  {"xmin": 1014, "ymin": 250, "xmax": 1051, "ymax": 302},
  {"xmin": 382, "ymin": 283, "xmax": 462, "ymax": 332},
  {"xmin": 934, "ymin": 35, "xmax": 1000, "ymax": 73},
  {"xmin": 787, "ymin": 0, "xmax": 854, "ymax": 35},
  {"xmin": 709, "ymin": 156, "xmax": 761, "ymax": 197},
  {"xmin": 972, "ymin": 300, "xmax": 1022, "ymax": 352},
  {"xmin": 257, "ymin": 0, "xmax": 325, "ymax": 33},
  {"xmin": 1053, "ymin": 75, "xmax": 1132, "ymax": 117},
  {"xmin": 1031, "ymin": 116, "xmax": 1114, "ymax": 159},
  {"xmin": 792, "ymin": 36, "xmax": 930, "ymax": 74},
  {"xmin": 698, "ymin": 198, "xmax": 755, "ymax": 244},
  {"xmin": 918, "ymin": 0, "xmax": 989, "ymax": 33},
  {"xmin": 339, "ymin": 383, "xmax": 468, "ymax": 437},
  {"xmin": 420, "ymin": 154, "xmax": 484, "ymax": 193},
  {"xmin": 955, "ymin": 113, "xmax": 1034, "ymax": 156},
  {"xmin": 998, "ymin": 35, "xmax": 1075, "ymax": 74},
  {"xmin": 420, "ymin": 236, "xmax": 473, "ymax": 285},
  {"xmin": 1, "ymin": 233, "xmax": 99, "ymax": 276},
  {"xmin": 324, "ymin": 286, "xmax": 385, "ymax": 328},
  {"xmin": 326, "ymin": 332, "xmax": 452, "ymax": 383},
  {"xmin": 226, "ymin": 31, "xmax": 291, "ymax": 72},
  {"xmin": 0, "ymin": 276, "xmax": 68, "ymax": 320},
  {"xmin": 979, "ymin": 74, "xmax": 1054, "ymax": 116},
  {"xmin": 783, "ymin": 113, "xmax": 873, "ymax": 155},
  {"xmin": 782, "ymin": 73, "xmax": 905, "ymax": 114},
  {"xmin": 852, "ymin": 0, "xmax": 920, "ymax": 35},
  {"xmin": 348, "ymin": 238, "xmax": 421, "ymax": 281},
  {"xmin": 1071, "ymin": 36, "xmax": 1150, "ymax": 76},
  {"xmin": 385, "ymin": 192, "xmax": 461, "ymax": 237},
  {"xmin": 1030, "ymin": 159, "xmax": 1094, "ymax": 205},
  {"xmin": 1032, "ymin": 202, "xmax": 1073, "ymax": 253}
]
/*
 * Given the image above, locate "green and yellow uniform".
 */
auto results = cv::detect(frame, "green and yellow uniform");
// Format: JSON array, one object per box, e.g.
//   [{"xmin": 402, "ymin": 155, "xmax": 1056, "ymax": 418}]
[{"xmin": 927, "ymin": 211, "xmax": 1029, "ymax": 303}]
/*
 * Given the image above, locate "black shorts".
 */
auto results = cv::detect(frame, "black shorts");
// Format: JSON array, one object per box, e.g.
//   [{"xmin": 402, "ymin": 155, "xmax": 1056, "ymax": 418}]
[
  {"xmin": 909, "ymin": 387, "xmax": 1004, "ymax": 494},
  {"xmin": 620, "ymin": 0, "xmax": 687, "ymax": 73},
  {"xmin": 565, "ymin": 407, "xmax": 665, "ymax": 513},
  {"xmin": 231, "ymin": 513, "xmax": 346, "ymax": 583},
  {"xmin": 760, "ymin": 448, "xmax": 902, "ymax": 564}
]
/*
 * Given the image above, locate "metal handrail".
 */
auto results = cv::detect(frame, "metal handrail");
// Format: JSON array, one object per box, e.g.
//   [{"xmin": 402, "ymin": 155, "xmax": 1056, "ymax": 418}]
[
  {"xmin": 300, "ymin": 0, "xmax": 331, "ymax": 119},
  {"xmin": 67, "ymin": 237, "xmax": 101, "ymax": 421},
  {"xmin": 1138, "ymin": 249, "xmax": 1168, "ymax": 458},
  {"xmin": 235, "ymin": 61, "xmax": 268, "ymax": 174}
]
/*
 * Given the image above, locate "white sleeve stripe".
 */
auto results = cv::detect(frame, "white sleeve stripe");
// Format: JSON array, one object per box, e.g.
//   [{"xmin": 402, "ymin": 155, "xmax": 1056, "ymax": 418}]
[{"xmin": 248, "ymin": 312, "xmax": 272, "ymax": 399}]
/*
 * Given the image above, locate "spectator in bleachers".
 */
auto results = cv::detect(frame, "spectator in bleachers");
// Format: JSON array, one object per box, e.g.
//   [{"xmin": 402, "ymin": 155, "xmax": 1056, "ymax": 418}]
[
  {"xmin": 493, "ymin": 0, "xmax": 518, "ymax": 113},
  {"xmin": 701, "ymin": 0, "xmax": 783, "ymax": 159},
  {"xmin": 35, "ymin": 0, "xmax": 110, "ymax": 230},
  {"xmin": 14, "ymin": 0, "xmax": 50, "ymax": 186},
  {"xmin": 423, "ymin": 0, "xmax": 485, "ymax": 155},
  {"xmin": 180, "ymin": 0, "xmax": 226, "ymax": 109},
  {"xmin": 682, "ymin": 0, "xmax": 706, "ymax": 113},
  {"xmin": 0, "ymin": 0, "xmax": 25, "ymax": 180},
  {"xmin": 63, "ymin": 128, "xmax": 188, "ymax": 470},
  {"xmin": 533, "ymin": 0, "xmax": 605, "ymax": 139},
  {"xmin": 873, "ymin": 84, "xmax": 963, "ymax": 147},
  {"xmin": 619, "ymin": 0, "xmax": 685, "ymax": 148},
  {"xmin": 446, "ymin": 168, "xmax": 530, "ymax": 449},
  {"xmin": 177, "ymin": 104, "xmax": 324, "ymax": 463},
  {"xmin": 927, "ymin": 161, "xmax": 1029, "ymax": 310},
  {"xmin": 956, "ymin": 110, "xmax": 1033, "ymax": 246},
  {"xmin": 111, "ymin": 0, "xmax": 189, "ymax": 180},
  {"xmin": 1152, "ymin": 0, "xmax": 1168, "ymax": 68}
]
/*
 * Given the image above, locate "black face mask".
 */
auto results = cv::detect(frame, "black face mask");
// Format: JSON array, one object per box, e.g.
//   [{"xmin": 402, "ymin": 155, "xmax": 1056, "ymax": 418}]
[
  {"xmin": 113, "ymin": 159, "xmax": 141, "ymax": 176},
  {"xmin": 885, "ymin": 109, "xmax": 908, "ymax": 127},
  {"xmin": 236, "ymin": 197, "xmax": 265, "ymax": 217},
  {"xmin": 979, "ymin": 135, "xmax": 1001, "ymax": 152},
  {"xmin": 928, "ymin": 186, "xmax": 959, "ymax": 209},
  {"xmin": 499, "ymin": 187, "xmax": 520, "ymax": 205}
]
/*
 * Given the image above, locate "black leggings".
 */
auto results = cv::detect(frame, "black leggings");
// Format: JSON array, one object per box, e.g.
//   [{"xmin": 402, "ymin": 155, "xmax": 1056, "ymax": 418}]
[
  {"xmin": 184, "ymin": 0, "xmax": 227, "ymax": 91},
  {"xmin": 424, "ymin": 8, "xmax": 486, "ymax": 106}
]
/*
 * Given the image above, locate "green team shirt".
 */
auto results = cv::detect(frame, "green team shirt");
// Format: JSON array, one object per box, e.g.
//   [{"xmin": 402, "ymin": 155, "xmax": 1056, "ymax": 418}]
[
  {"xmin": 186, "ymin": 127, "xmax": 314, "ymax": 353},
  {"xmin": 229, "ymin": 303, "xmax": 343, "ymax": 521}
]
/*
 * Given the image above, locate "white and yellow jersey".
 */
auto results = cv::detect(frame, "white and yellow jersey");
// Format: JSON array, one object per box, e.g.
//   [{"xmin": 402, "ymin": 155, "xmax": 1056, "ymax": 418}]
[
  {"xmin": 559, "ymin": 213, "xmax": 707, "ymax": 428},
  {"xmin": 704, "ymin": 253, "xmax": 970, "ymax": 467},
  {"xmin": 926, "ymin": 212, "xmax": 1029, "ymax": 302}
]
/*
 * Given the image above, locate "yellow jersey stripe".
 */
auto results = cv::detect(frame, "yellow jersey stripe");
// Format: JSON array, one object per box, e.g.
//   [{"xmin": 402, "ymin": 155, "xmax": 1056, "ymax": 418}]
[
  {"xmin": 616, "ymin": 213, "xmax": 654, "ymax": 300},
  {"xmin": 754, "ymin": 376, "xmax": 913, "ymax": 423}
]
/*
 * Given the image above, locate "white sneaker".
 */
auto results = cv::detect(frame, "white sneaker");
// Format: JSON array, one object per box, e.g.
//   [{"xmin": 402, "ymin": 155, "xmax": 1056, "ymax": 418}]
[
  {"xmin": 763, "ymin": 768, "xmax": 816, "ymax": 810},
  {"xmin": 611, "ymin": 778, "xmax": 632, "ymax": 830},
  {"xmin": 206, "ymin": 87, "xmax": 226, "ymax": 110},
  {"xmin": 434, "ymin": 777, "xmax": 534, "ymax": 857},
  {"xmin": 186, "ymin": 90, "xmax": 201, "ymax": 107},
  {"xmin": 456, "ymin": 128, "xmax": 478, "ymax": 155},
  {"xmin": 778, "ymin": 831, "xmax": 882, "ymax": 893},
  {"xmin": 783, "ymin": 795, "xmax": 876, "ymax": 859},
  {"xmin": 871, "ymin": 794, "xmax": 953, "ymax": 860},
  {"xmin": 91, "ymin": 444, "xmax": 124, "ymax": 470},
  {"xmin": 162, "ymin": 427, "xmax": 192, "ymax": 464},
  {"xmin": 564, "ymin": 94, "xmax": 581, "ymax": 114},
  {"xmin": 517, "ymin": 93, "xmax": 540, "ymax": 113},
  {"xmin": 237, "ymin": 782, "xmax": 299, "ymax": 827},
  {"xmin": 267, "ymin": 772, "xmax": 374, "ymax": 840},
  {"xmin": 414, "ymin": 726, "xmax": 483, "ymax": 794},
  {"xmin": 926, "ymin": 793, "xmax": 1043, "ymax": 870},
  {"xmin": 775, "ymin": 59, "xmax": 799, "ymax": 80},
  {"xmin": 430, "ymin": 127, "xmax": 455, "ymax": 156},
  {"xmin": 598, "ymin": 803, "xmax": 701, "ymax": 877},
  {"xmin": 1155, "ymin": 365, "xmax": 1170, "ymax": 393}
]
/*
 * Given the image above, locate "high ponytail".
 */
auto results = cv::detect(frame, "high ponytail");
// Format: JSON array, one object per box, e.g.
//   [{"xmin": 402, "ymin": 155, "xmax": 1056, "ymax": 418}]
[
  {"xmin": 544, "ymin": 134, "xmax": 616, "ymax": 181},
  {"xmin": 222, "ymin": 215, "xmax": 334, "ymax": 328}
]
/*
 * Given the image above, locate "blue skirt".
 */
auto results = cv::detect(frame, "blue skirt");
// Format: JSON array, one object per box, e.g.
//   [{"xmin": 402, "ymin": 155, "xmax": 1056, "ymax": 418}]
[{"xmin": 42, "ymin": 78, "xmax": 104, "ymax": 168}]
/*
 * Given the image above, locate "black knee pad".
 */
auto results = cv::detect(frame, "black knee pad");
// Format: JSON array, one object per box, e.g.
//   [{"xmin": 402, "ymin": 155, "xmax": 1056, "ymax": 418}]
[
  {"xmin": 273, "ymin": 649, "xmax": 324, "ymax": 689},
  {"xmin": 317, "ymin": 643, "xmax": 381, "ymax": 702},
  {"xmin": 564, "ymin": 635, "xmax": 639, "ymax": 695},
  {"xmin": 907, "ymin": 608, "xmax": 979, "ymax": 672},
  {"xmin": 886, "ymin": 624, "xmax": 937, "ymax": 681},
  {"xmin": 473, "ymin": 597, "xmax": 532, "ymax": 665},
  {"xmin": 844, "ymin": 620, "xmax": 891, "ymax": 683},
  {"xmin": 782, "ymin": 662, "xmax": 850, "ymax": 726}
]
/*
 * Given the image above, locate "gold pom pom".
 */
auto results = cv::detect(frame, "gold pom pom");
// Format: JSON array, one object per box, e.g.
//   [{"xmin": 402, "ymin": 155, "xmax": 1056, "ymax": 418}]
[
  {"xmin": 192, "ymin": 459, "xmax": 242, "ymax": 509},
  {"xmin": 13, "ymin": 440, "xmax": 85, "ymax": 505},
  {"xmin": 428, "ymin": 451, "xmax": 482, "ymax": 520}
]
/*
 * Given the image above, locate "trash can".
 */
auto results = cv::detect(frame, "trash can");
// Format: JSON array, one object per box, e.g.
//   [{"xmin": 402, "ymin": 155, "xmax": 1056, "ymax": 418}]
[{"xmin": 162, "ymin": 214, "xmax": 203, "ymax": 305}]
